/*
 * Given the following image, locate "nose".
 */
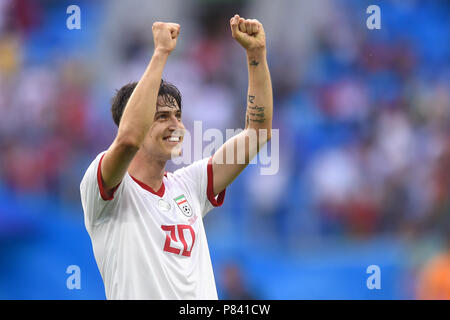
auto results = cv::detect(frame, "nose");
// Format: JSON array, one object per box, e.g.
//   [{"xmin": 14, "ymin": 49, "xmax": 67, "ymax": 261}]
[{"xmin": 167, "ymin": 114, "xmax": 184, "ymax": 131}]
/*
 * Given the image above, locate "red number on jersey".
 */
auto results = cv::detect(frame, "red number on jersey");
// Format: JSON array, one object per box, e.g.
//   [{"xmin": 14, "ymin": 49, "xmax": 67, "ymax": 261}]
[
  {"xmin": 161, "ymin": 224, "xmax": 196, "ymax": 257},
  {"xmin": 161, "ymin": 225, "xmax": 181, "ymax": 255}
]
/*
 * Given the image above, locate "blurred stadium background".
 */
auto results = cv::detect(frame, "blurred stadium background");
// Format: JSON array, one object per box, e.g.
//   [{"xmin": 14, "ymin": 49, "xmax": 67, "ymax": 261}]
[{"xmin": 0, "ymin": 0, "xmax": 449, "ymax": 299}]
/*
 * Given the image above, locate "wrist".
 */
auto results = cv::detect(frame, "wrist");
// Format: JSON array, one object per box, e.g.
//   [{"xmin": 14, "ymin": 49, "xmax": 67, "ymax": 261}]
[
  {"xmin": 246, "ymin": 47, "xmax": 267, "ymax": 61},
  {"xmin": 154, "ymin": 47, "xmax": 172, "ymax": 57}
]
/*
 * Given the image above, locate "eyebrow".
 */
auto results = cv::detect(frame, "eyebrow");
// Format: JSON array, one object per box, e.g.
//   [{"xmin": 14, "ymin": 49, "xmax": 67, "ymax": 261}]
[
  {"xmin": 155, "ymin": 109, "xmax": 181, "ymax": 113},
  {"xmin": 155, "ymin": 110, "xmax": 182, "ymax": 116}
]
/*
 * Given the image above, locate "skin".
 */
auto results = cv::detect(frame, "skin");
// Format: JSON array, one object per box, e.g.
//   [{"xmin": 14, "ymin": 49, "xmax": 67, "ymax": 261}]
[
  {"xmin": 101, "ymin": 15, "xmax": 273, "ymax": 197},
  {"xmin": 211, "ymin": 14, "xmax": 273, "ymax": 194},
  {"xmin": 101, "ymin": 22, "xmax": 180, "ymax": 195},
  {"xmin": 127, "ymin": 96, "xmax": 184, "ymax": 191}
]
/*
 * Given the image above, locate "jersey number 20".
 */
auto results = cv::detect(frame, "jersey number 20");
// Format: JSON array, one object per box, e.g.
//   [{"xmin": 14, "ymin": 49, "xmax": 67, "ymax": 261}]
[{"xmin": 161, "ymin": 225, "xmax": 196, "ymax": 257}]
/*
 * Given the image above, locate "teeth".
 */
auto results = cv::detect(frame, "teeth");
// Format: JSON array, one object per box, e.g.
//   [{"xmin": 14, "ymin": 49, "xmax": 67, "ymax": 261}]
[{"xmin": 168, "ymin": 136, "xmax": 180, "ymax": 142}]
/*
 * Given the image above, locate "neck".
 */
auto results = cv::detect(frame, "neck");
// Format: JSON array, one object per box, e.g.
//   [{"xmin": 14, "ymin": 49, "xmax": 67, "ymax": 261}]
[{"xmin": 128, "ymin": 149, "xmax": 166, "ymax": 191}]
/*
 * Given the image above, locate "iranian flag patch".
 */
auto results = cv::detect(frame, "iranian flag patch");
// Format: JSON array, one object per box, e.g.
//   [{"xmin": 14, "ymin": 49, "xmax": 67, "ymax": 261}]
[{"xmin": 174, "ymin": 194, "xmax": 193, "ymax": 217}]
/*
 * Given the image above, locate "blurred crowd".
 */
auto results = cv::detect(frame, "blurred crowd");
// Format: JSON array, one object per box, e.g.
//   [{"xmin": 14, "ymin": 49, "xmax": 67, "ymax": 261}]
[
  {"xmin": 0, "ymin": 0, "xmax": 94, "ymax": 207},
  {"xmin": 0, "ymin": 0, "xmax": 449, "ymax": 298},
  {"xmin": 1, "ymin": 0, "xmax": 449, "ymax": 240}
]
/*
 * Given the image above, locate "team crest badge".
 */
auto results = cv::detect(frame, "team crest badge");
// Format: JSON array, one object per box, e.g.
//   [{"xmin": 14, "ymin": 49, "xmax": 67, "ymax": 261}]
[{"xmin": 174, "ymin": 194, "xmax": 193, "ymax": 217}]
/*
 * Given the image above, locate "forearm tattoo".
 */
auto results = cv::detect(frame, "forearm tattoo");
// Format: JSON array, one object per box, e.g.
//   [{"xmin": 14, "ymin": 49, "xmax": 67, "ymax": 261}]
[
  {"xmin": 246, "ymin": 94, "xmax": 266, "ymax": 124},
  {"xmin": 249, "ymin": 60, "xmax": 259, "ymax": 67}
]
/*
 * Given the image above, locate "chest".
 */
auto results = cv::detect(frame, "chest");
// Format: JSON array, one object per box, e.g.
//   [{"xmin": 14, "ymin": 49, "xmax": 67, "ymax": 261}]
[
  {"xmin": 136, "ymin": 186, "xmax": 200, "ymax": 225},
  {"xmin": 122, "ymin": 184, "xmax": 203, "ymax": 258}
]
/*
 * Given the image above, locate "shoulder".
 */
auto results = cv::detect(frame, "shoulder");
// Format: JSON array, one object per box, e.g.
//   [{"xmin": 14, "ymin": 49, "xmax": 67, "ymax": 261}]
[
  {"xmin": 163, "ymin": 159, "xmax": 209, "ymax": 192},
  {"xmin": 81, "ymin": 151, "xmax": 108, "ymax": 186},
  {"xmin": 80, "ymin": 150, "xmax": 132, "ymax": 200},
  {"xmin": 171, "ymin": 158, "xmax": 211, "ymax": 179}
]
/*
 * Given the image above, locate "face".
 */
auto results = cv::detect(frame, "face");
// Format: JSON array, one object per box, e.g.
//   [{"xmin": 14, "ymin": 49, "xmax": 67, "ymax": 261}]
[{"xmin": 142, "ymin": 95, "xmax": 185, "ymax": 161}]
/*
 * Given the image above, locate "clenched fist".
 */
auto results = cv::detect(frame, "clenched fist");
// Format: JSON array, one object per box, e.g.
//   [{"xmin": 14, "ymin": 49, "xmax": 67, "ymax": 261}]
[
  {"xmin": 152, "ymin": 22, "xmax": 180, "ymax": 54},
  {"xmin": 230, "ymin": 14, "xmax": 266, "ymax": 52}
]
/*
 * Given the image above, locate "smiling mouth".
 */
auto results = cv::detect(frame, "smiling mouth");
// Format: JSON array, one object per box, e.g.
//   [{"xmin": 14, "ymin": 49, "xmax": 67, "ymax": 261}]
[{"xmin": 163, "ymin": 135, "xmax": 183, "ymax": 143}]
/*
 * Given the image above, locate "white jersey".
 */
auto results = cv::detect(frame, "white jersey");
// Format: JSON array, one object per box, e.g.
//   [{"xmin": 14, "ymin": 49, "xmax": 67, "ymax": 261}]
[{"xmin": 80, "ymin": 151, "xmax": 226, "ymax": 300}]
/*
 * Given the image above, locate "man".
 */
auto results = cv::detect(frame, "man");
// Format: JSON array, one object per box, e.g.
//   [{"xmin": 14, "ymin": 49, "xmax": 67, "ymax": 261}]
[{"xmin": 80, "ymin": 14, "xmax": 273, "ymax": 299}]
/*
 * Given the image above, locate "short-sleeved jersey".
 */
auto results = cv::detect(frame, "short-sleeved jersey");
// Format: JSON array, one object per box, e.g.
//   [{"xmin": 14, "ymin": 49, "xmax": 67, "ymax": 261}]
[{"xmin": 80, "ymin": 151, "xmax": 226, "ymax": 300}]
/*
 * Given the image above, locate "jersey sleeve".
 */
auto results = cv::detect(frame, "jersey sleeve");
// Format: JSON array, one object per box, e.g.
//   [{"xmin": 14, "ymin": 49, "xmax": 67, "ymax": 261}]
[
  {"xmin": 80, "ymin": 151, "xmax": 124, "ymax": 229},
  {"xmin": 173, "ymin": 157, "xmax": 226, "ymax": 217}
]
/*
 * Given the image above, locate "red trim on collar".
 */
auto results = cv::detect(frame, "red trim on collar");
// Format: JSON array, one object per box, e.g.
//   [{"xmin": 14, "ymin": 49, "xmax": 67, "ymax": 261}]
[
  {"xmin": 206, "ymin": 156, "xmax": 226, "ymax": 207},
  {"xmin": 129, "ymin": 174, "xmax": 165, "ymax": 198}
]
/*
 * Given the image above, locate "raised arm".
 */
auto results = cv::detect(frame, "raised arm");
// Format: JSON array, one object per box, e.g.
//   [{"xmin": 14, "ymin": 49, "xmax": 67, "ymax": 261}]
[
  {"xmin": 101, "ymin": 22, "xmax": 180, "ymax": 196},
  {"xmin": 211, "ymin": 15, "xmax": 273, "ymax": 195}
]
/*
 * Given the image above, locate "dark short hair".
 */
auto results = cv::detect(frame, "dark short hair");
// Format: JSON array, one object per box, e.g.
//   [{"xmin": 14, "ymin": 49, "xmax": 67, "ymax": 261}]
[{"xmin": 110, "ymin": 79, "xmax": 182, "ymax": 127}]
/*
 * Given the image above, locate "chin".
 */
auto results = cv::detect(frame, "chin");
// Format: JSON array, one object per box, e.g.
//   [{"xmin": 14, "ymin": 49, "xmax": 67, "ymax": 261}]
[{"xmin": 169, "ymin": 146, "xmax": 183, "ymax": 159}]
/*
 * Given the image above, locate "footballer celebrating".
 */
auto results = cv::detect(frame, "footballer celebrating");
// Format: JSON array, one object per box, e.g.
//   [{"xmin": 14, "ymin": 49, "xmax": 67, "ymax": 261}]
[{"xmin": 80, "ymin": 14, "xmax": 273, "ymax": 299}]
